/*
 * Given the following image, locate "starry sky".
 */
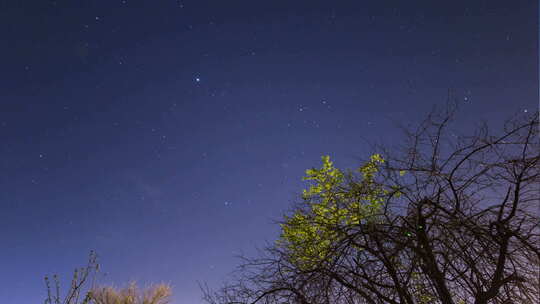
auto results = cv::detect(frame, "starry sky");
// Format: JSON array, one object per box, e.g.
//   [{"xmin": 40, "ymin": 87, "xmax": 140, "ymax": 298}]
[{"xmin": 0, "ymin": 1, "xmax": 537, "ymax": 303}]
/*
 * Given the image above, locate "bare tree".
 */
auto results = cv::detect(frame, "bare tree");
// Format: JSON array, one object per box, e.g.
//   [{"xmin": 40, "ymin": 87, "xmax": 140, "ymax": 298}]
[{"xmin": 44, "ymin": 251, "xmax": 100, "ymax": 304}]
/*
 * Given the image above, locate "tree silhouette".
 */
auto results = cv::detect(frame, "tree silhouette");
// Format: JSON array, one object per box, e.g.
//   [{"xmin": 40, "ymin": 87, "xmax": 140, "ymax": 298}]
[
  {"xmin": 44, "ymin": 251, "xmax": 99, "ymax": 304},
  {"xmin": 203, "ymin": 106, "xmax": 539, "ymax": 304}
]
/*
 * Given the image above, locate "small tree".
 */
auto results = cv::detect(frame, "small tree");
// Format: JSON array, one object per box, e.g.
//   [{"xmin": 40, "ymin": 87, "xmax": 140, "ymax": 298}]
[
  {"xmin": 43, "ymin": 252, "xmax": 172, "ymax": 304},
  {"xmin": 90, "ymin": 282, "xmax": 171, "ymax": 304}
]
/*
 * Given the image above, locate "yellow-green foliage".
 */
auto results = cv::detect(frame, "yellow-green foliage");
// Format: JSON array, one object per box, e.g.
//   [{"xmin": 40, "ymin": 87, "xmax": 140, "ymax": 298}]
[{"xmin": 278, "ymin": 154, "xmax": 389, "ymax": 270}]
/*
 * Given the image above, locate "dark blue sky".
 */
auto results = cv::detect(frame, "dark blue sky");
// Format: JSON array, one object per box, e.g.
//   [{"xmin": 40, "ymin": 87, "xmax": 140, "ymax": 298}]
[{"xmin": 0, "ymin": 1, "xmax": 537, "ymax": 303}]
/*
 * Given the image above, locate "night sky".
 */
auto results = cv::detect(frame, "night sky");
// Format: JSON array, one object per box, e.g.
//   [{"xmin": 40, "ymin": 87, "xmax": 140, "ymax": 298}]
[{"xmin": 0, "ymin": 1, "xmax": 537, "ymax": 303}]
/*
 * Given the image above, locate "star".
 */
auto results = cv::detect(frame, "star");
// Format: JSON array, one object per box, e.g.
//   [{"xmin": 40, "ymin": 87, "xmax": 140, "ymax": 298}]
[{"xmin": 195, "ymin": 77, "xmax": 201, "ymax": 82}]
